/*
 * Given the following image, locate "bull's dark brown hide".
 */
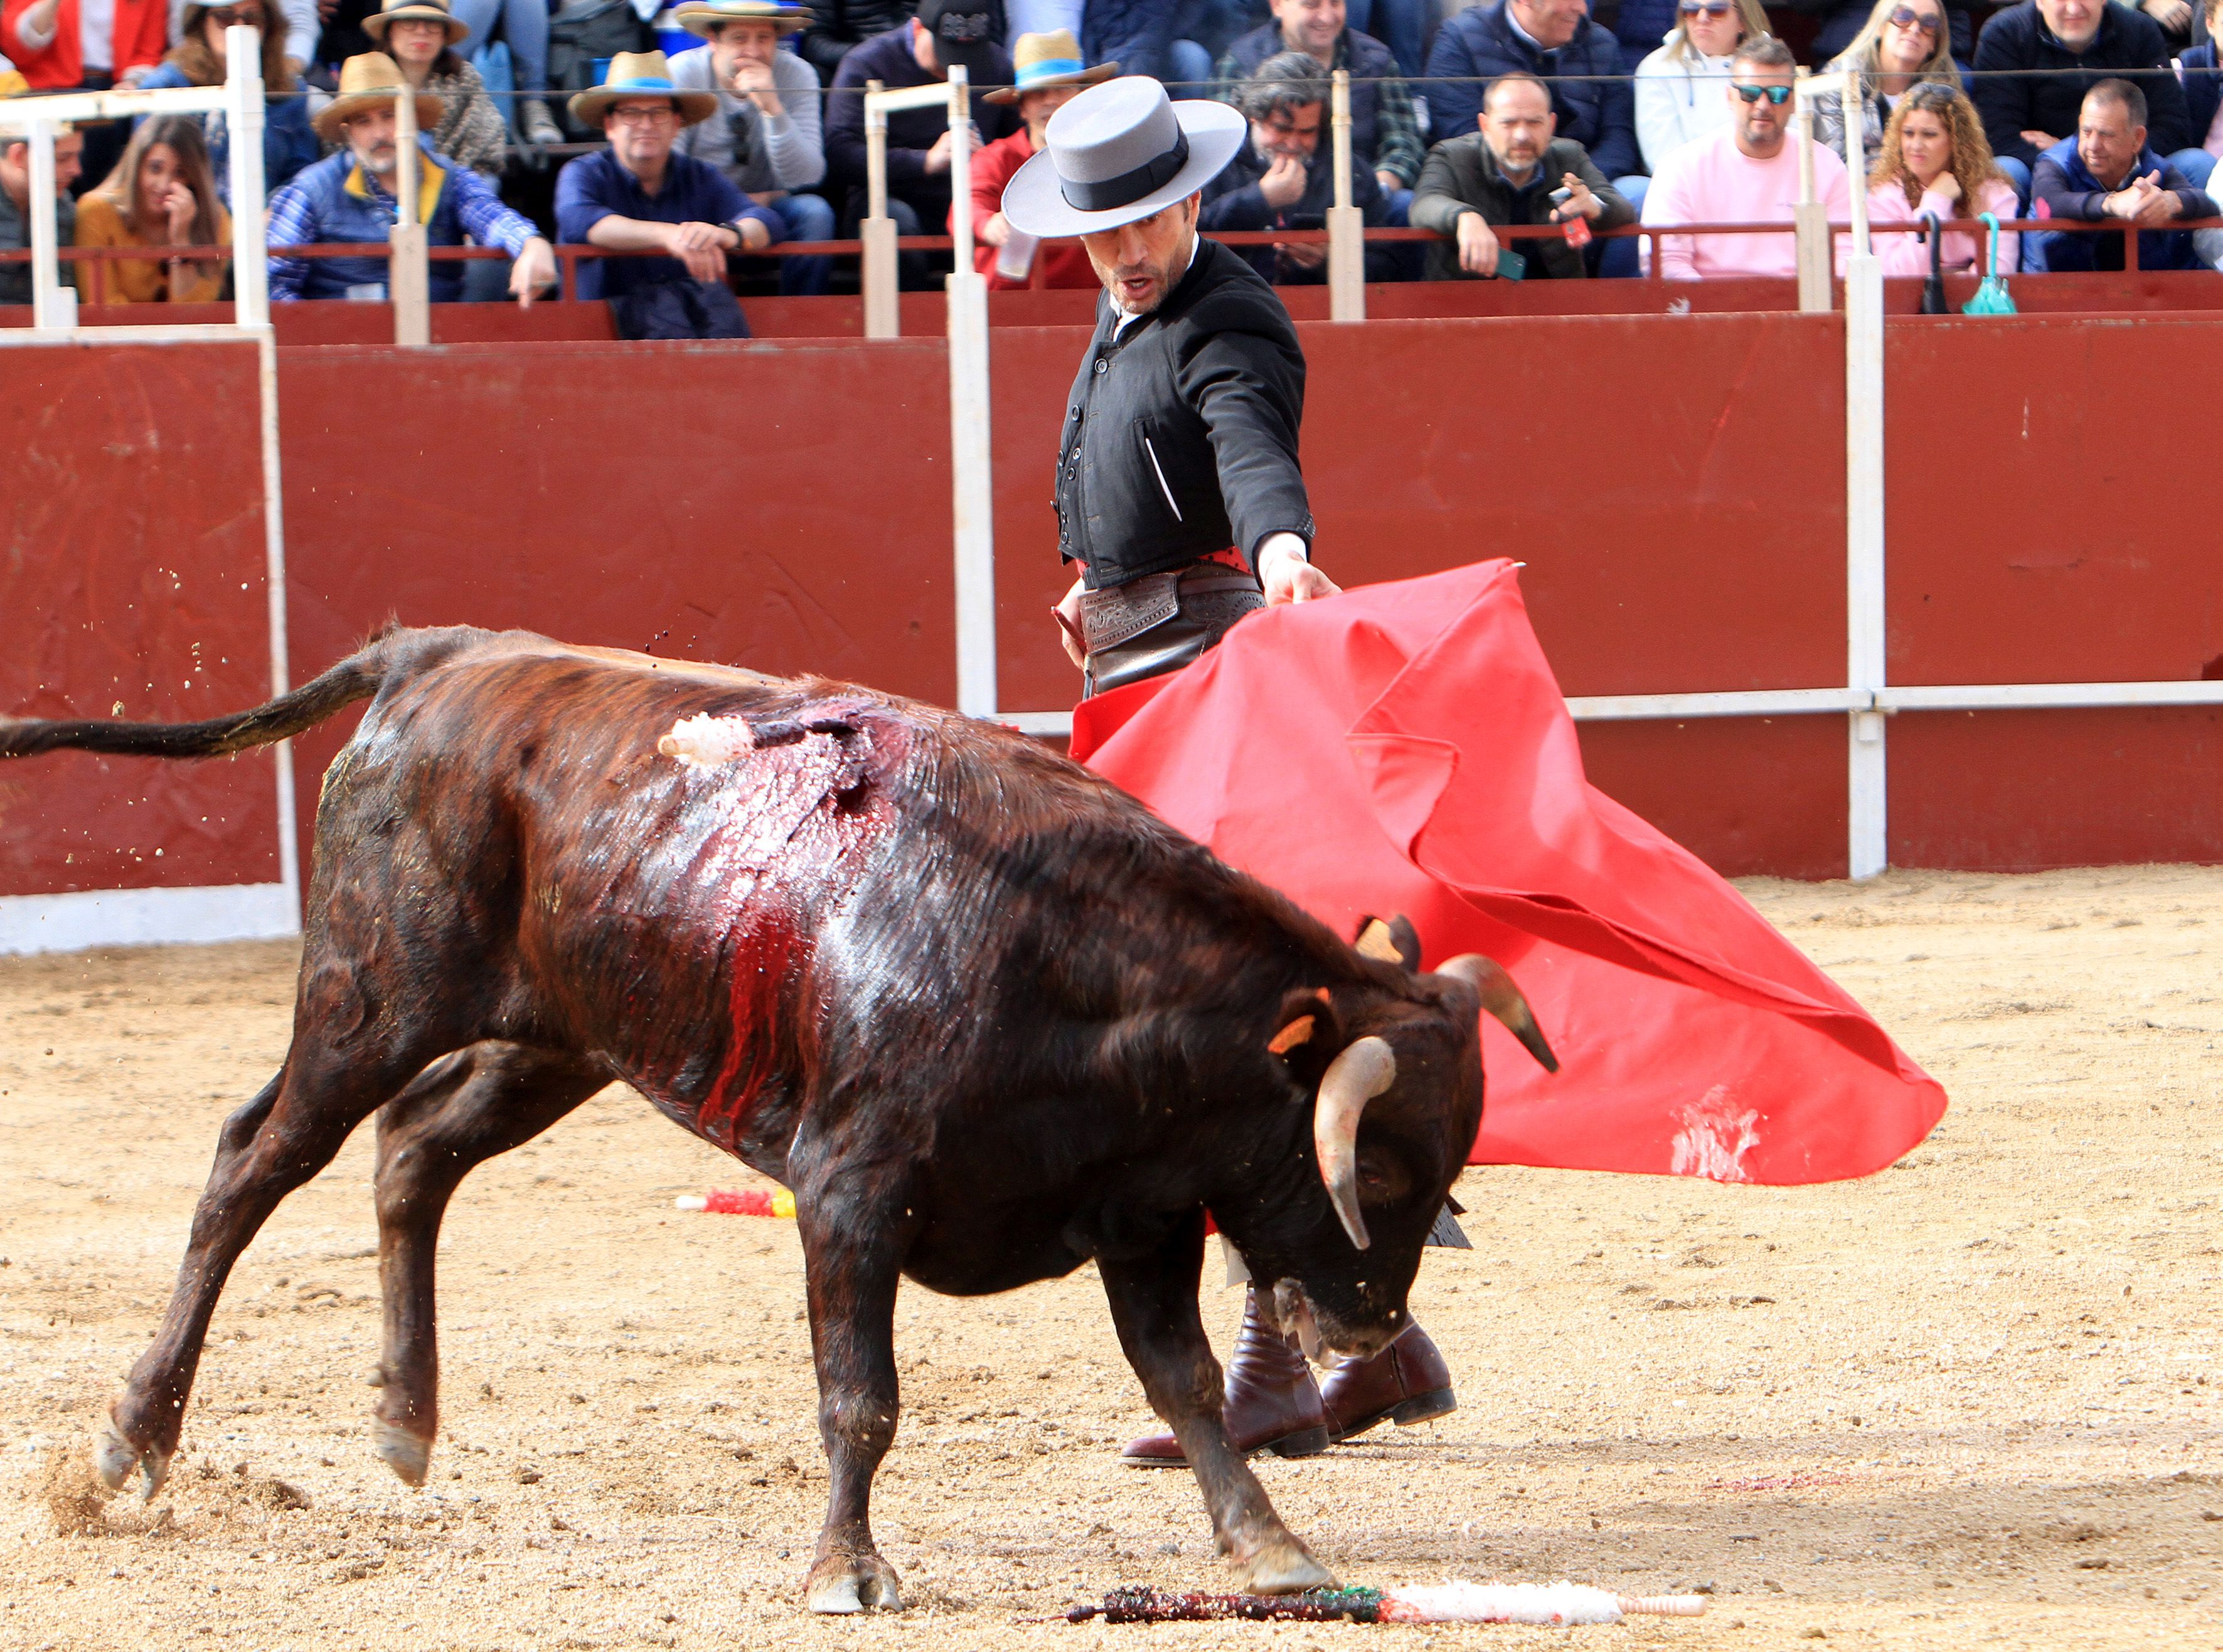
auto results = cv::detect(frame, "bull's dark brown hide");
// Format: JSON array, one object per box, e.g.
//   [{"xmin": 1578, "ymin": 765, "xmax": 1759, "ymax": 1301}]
[{"xmin": 1, "ymin": 625, "xmax": 1498, "ymax": 1613}]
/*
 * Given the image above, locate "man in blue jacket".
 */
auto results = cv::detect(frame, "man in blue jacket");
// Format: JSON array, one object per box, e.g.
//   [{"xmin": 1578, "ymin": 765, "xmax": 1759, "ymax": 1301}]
[
  {"xmin": 1972, "ymin": 0, "xmax": 2205, "ymax": 199},
  {"xmin": 2027, "ymin": 77, "xmax": 2219, "ymax": 269},
  {"xmin": 1423, "ymin": 0, "xmax": 1643, "ymax": 271}
]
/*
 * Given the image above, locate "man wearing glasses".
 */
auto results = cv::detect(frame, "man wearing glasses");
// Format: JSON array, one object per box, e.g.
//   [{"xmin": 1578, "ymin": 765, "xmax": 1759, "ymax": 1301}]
[
  {"xmin": 1638, "ymin": 35, "xmax": 1851, "ymax": 277},
  {"xmin": 553, "ymin": 48, "xmax": 783, "ymax": 304}
]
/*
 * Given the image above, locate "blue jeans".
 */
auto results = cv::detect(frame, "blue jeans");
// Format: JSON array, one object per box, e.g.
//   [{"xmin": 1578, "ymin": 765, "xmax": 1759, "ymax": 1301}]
[
  {"xmin": 1600, "ymin": 173, "xmax": 1648, "ymax": 278},
  {"xmin": 1166, "ymin": 38, "xmax": 1214, "ymax": 91},
  {"xmin": 1345, "ymin": 0, "xmax": 1426, "ymax": 75},
  {"xmin": 1996, "ymin": 155, "xmax": 2032, "ymax": 209},
  {"xmin": 1171, "ymin": 0, "xmax": 1253, "ymax": 67},
  {"xmin": 2168, "ymin": 147, "xmax": 2217, "ymax": 191},
  {"xmin": 772, "ymin": 191, "xmax": 834, "ymax": 296},
  {"xmin": 451, "ymin": 0, "xmax": 549, "ymax": 93}
]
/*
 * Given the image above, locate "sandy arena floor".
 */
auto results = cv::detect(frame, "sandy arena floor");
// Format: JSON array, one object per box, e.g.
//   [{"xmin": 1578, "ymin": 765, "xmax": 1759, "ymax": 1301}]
[{"xmin": 1, "ymin": 865, "xmax": 2219, "ymax": 1651}]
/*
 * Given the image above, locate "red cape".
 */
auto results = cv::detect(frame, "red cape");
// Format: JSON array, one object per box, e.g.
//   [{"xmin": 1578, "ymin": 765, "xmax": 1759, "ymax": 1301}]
[{"xmin": 1071, "ymin": 561, "xmax": 1945, "ymax": 1185}]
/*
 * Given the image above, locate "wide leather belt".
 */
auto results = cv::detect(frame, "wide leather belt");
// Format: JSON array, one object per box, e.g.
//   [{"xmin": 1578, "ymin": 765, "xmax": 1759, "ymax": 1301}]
[{"xmin": 1080, "ymin": 563, "xmax": 1266, "ymax": 696}]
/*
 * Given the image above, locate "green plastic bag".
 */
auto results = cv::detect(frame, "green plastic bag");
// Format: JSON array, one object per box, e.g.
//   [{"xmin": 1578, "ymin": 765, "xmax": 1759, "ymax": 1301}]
[{"xmin": 1963, "ymin": 213, "xmax": 2017, "ymax": 315}]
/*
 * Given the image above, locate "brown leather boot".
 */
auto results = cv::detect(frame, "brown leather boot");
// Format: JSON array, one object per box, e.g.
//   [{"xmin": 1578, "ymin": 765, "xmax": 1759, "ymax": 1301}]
[
  {"xmin": 1120, "ymin": 1286, "xmax": 1331, "ymax": 1468},
  {"xmin": 1318, "ymin": 1320, "xmax": 1456, "ymax": 1442}
]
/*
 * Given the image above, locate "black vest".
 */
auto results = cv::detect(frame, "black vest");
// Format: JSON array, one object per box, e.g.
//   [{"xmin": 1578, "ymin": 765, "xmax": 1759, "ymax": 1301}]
[{"xmin": 1054, "ymin": 238, "xmax": 1314, "ymax": 592}]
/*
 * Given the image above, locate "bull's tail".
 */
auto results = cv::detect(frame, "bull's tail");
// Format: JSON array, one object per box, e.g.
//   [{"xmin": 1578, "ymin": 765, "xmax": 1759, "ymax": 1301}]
[{"xmin": 0, "ymin": 625, "xmax": 463, "ymax": 763}]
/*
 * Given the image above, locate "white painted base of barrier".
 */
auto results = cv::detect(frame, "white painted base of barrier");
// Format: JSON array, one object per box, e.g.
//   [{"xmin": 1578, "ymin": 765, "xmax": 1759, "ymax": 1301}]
[{"xmin": 0, "ymin": 883, "xmax": 298, "ymax": 957}]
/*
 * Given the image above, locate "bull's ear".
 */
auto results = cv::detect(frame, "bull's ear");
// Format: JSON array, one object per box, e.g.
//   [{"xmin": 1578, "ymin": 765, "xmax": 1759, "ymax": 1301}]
[
  {"xmin": 1353, "ymin": 914, "xmax": 1423, "ymax": 971},
  {"xmin": 1268, "ymin": 986, "xmax": 1343, "ymax": 1067}
]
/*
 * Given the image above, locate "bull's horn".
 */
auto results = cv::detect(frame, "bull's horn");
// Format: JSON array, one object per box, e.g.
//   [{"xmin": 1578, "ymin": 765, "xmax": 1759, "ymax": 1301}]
[
  {"xmin": 1314, "ymin": 1035, "xmax": 1395, "ymax": 1251},
  {"xmin": 1438, "ymin": 954, "xmax": 1560, "ymax": 1074}
]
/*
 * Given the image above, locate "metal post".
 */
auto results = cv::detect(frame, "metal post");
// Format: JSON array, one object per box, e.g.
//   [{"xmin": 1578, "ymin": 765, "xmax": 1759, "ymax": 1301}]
[
  {"xmin": 862, "ymin": 78, "xmax": 899, "ymax": 338},
  {"xmin": 1837, "ymin": 77, "xmax": 1885, "ymax": 880},
  {"xmin": 1326, "ymin": 68, "xmax": 1364, "ymax": 321},
  {"xmin": 223, "ymin": 27, "xmax": 271, "ymax": 325},
  {"xmin": 943, "ymin": 65, "xmax": 996, "ymax": 717},
  {"xmin": 1792, "ymin": 67, "xmax": 1830, "ymax": 314},
  {"xmin": 256, "ymin": 326, "xmax": 301, "ymax": 912},
  {"xmin": 390, "ymin": 80, "xmax": 430, "ymax": 346},
  {"xmin": 28, "ymin": 121, "xmax": 70, "ymax": 331}
]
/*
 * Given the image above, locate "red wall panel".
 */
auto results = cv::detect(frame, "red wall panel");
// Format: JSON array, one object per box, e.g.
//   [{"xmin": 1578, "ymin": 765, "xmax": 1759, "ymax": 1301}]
[
  {"xmin": 275, "ymin": 337, "xmax": 957, "ymax": 868},
  {"xmin": 1578, "ymin": 716, "xmax": 1848, "ymax": 881},
  {"xmin": 1887, "ymin": 315, "xmax": 2223, "ymax": 687},
  {"xmin": 0, "ymin": 341, "xmax": 280, "ymax": 897},
  {"xmin": 1890, "ymin": 708, "xmax": 2223, "ymax": 871}
]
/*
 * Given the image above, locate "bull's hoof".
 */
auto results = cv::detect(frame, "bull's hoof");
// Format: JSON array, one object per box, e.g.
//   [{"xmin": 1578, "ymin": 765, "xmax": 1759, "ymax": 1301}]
[
  {"xmin": 1232, "ymin": 1538, "xmax": 1335, "ymax": 1596},
  {"xmin": 805, "ymin": 1553, "xmax": 904, "ymax": 1614},
  {"xmin": 93, "ymin": 1414, "xmax": 172, "ymax": 1503},
  {"xmin": 371, "ymin": 1417, "xmax": 434, "ymax": 1488}
]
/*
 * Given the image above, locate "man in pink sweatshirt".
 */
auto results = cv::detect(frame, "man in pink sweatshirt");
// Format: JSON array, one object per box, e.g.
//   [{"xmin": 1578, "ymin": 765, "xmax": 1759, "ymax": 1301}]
[{"xmin": 1641, "ymin": 35, "xmax": 1850, "ymax": 278}]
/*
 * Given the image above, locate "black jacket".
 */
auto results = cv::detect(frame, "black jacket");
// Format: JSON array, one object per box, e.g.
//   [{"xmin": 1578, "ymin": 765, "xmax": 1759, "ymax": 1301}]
[
  {"xmin": 1409, "ymin": 133, "xmax": 1631, "ymax": 280},
  {"xmin": 1055, "ymin": 237, "xmax": 1313, "ymax": 590},
  {"xmin": 824, "ymin": 25, "xmax": 1018, "ymax": 215},
  {"xmin": 1972, "ymin": 0, "xmax": 2190, "ymax": 168}
]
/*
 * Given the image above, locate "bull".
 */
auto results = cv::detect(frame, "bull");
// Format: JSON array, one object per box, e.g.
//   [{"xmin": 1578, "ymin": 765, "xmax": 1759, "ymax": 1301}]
[{"xmin": 0, "ymin": 624, "xmax": 1555, "ymax": 1613}]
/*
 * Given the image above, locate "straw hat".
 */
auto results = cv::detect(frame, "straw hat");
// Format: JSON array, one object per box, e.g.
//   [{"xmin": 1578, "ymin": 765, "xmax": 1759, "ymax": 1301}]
[
  {"xmin": 567, "ymin": 50, "xmax": 719, "ymax": 127},
  {"xmin": 363, "ymin": 0, "xmax": 472, "ymax": 45},
  {"xmin": 983, "ymin": 31, "xmax": 1117, "ymax": 104},
  {"xmin": 672, "ymin": 0, "xmax": 805, "ymax": 38},
  {"xmin": 312, "ymin": 51, "xmax": 445, "ymax": 141},
  {"xmin": 1000, "ymin": 75, "xmax": 1245, "ymax": 238}
]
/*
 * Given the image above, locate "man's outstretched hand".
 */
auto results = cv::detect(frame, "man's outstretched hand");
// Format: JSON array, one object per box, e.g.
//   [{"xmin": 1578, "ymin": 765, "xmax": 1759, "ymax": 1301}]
[{"xmin": 1259, "ymin": 534, "xmax": 1338, "ymax": 604}]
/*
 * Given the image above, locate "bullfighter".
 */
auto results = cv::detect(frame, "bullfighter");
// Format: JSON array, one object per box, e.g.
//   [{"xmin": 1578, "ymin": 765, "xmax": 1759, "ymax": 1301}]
[{"xmin": 1001, "ymin": 74, "xmax": 1461, "ymax": 1469}]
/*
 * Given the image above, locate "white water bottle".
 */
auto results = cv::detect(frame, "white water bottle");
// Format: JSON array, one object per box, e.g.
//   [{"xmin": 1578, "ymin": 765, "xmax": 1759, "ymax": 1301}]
[{"xmin": 995, "ymin": 227, "xmax": 1040, "ymax": 282}]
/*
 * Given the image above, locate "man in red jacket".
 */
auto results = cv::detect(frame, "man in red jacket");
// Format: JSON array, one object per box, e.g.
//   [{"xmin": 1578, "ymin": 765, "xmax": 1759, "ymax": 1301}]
[
  {"xmin": 957, "ymin": 29, "xmax": 1115, "ymax": 290},
  {"xmin": 1, "ymin": 0, "xmax": 166, "ymax": 89}
]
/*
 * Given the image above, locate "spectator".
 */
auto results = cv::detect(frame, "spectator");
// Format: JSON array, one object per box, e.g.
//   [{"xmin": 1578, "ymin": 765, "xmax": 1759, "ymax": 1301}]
[
  {"xmin": 364, "ymin": 0, "xmax": 508, "ymax": 176},
  {"xmin": 670, "ymin": 0, "xmax": 834, "ymax": 296},
  {"xmin": 269, "ymin": 51, "xmax": 555, "ymax": 301},
  {"xmin": 1199, "ymin": 48, "xmax": 1394, "ymax": 282},
  {"xmin": 0, "ymin": 119, "xmax": 79, "ymax": 303},
  {"xmin": 1864, "ymin": 81, "xmax": 2018, "ymax": 272},
  {"xmin": 1080, "ymin": 0, "xmax": 1225, "ymax": 86},
  {"xmin": 1210, "ymin": 0, "xmax": 1425, "ymax": 215},
  {"xmin": 1422, "ymin": 0, "xmax": 1636, "ymax": 175},
  {"xmin": 825, "ymin": 0, "xmax": 1018, "ymax": 247},
  {"xmin": 1410, "ymin": 68, "xmax": 1632, "ymax": 277},
  {"xmin": 446, "ymin": 0, "xmax": 562, "ymax": 144},
  {"xmin": 555, "ymin": 48, "xmax": 782, "ymax": 309},
  {"xmin": 3, "ymin": 0, "xmax": 158, "ymax": 185},
  {"xmin": 1422, "ymin": 0, "xmax": 1646, "ymax": 271},
  {"xmin": 2027, "ymin": 75, "xmax": 2218, "ymax": 266},
  {"xmin": 0, "ymin": 0, "xmax": 164, "ymax": 91},
  {"xmin": 799, "ymin": 0, "xmax": 917, "ymax": 84},
  {"xmin": 2180, "ymin": 0, "xmax": 2223, "ymax": 159},
  {"xmin": 1785, "ymin": 0, "xmax": 1973, "ymax": 67},
  {"xmin": 138, "ymin": 1, "xmax": 320, "ymax": 201},
  {"xmin": 964, "ymin": 27, "xmax": 1111, "ymax": 287},
  {"xmin": 1972, "ymin": 0, "xmax": 2203, "ymax": 200},
  {"xmin": 74, "ymin": 112, "xmax": 231, "ymax": 302},
  {"xmin": 1633, "ymin": 0, "xmax": 1769, "ymax": 172},
  {"xmin": 1814, "ymin": 0, "xmax": 1963, "ymax": 174},
  {"xmin": 1641, "ymin": 35, "xmax": 1852, "ymax": 277}
]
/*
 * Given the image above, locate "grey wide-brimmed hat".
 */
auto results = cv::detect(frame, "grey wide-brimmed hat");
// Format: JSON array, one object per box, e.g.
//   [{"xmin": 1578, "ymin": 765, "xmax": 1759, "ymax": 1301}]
[{"xmin": 1000, "ymin": 75, "xmax": 1245, "ymax": 238}]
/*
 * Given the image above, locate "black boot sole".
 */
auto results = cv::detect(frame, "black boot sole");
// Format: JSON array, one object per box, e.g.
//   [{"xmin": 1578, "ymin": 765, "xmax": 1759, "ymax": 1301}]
[{"xmin": 1328, "ymin": 1387, "xmax": 1458, "ymax": 1444}]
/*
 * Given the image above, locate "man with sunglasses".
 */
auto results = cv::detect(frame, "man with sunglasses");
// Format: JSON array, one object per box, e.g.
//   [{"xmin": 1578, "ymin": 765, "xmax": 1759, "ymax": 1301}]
[{"xmin": 1639, "ymin": 35, "xmax": 1850, "ymax": 278}]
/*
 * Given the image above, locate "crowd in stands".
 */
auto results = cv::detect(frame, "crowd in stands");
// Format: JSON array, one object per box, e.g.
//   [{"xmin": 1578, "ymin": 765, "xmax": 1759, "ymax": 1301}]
[{"xmin": 8, "ymin": 0, "xmax": 2223, "ymax": 318}]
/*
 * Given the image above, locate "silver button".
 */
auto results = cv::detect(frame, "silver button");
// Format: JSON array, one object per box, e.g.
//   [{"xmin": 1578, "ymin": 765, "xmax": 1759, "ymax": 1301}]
[{"xmin": 1093, "ymin": 359, "xmax": 1107, "ymax": 374}]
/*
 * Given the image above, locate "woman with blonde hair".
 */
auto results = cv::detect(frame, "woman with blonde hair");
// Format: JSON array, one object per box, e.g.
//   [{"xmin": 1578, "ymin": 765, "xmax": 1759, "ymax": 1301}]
[
  {"xmin": 1814, "ymin": 0, "xmax": 1961, "ymax": 173},
  {"xmin": 73, "ymin": 114, "xmax": 232, "ymax": 304},
  {"xmin": 136, "ymin": 0, "xmax": 319, "ymax": 200},
  {"xmin": 1633, "ymin": 0, "xmax": 1773, "ymax": 171},
  {"xmin": 1865, "ymin": 82, "xmax": 2017, "ymax": 275}
]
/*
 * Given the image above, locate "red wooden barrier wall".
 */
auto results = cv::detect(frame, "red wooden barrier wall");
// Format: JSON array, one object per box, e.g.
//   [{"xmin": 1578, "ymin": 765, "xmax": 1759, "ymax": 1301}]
[
  {"xmin": 5, "ymin": 307, "xmax": 2223, "ymax": 912},
  {"xmin": 0, "ymin": 340, "xmax": 282, "ymax": 896}
]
